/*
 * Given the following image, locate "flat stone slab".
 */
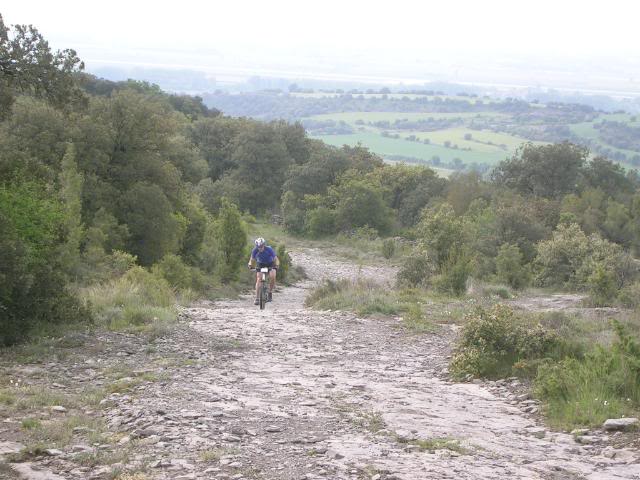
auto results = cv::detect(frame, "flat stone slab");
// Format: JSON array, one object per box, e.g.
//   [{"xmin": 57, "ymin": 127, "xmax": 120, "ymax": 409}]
[
  {"xmin": 0, "ymin": 441, "xmax": 24, "ymax": 455},
  {"xmin": 603, "ymin": 418, "xmax": 638, "ymax": 431},
  {"xmin": 11, "ymin": 463, "xmax": 67, "ymax": 480}
]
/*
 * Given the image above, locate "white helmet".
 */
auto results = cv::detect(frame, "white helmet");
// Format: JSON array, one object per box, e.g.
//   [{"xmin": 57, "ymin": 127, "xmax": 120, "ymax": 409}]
[{"xmin": 254, "ymin": 237, "xmax": 266, "ymax": 247}]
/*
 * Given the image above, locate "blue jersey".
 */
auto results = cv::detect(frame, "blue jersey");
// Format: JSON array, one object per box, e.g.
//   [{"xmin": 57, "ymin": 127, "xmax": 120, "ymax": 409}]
[{"xmin": 251, "ymin": 246, "xmax": 277, "ymax": 265}]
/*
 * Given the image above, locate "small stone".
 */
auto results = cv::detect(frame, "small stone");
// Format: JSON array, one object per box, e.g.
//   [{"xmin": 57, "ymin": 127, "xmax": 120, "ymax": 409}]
[
  {"xmin": 181, "ymin": 411, "xmax": 203, "ymax": 420},
  {"xmin": 71, "ymin": 444, "xmax": 92, "ymax": 453},
  {"xmin": 326, "ymin": 449, "xmax": 344, "ymax": 460},
  {"xmin": 265, "ymin": 425, "xmax": 282, "ymax": 433},
  {"xmin": 525, "ymin": 427, "xmax": 546, "ymax": 439},
  {"xmin": 394, "ymin": 429, "xmax": 416, "ymax": 442},
  {"xmin": 44, "ymin": 448, "xmax": 64, "ymax": 456},
  {"xmin": 222, "ymin": 433, "xmax": 241, "ymax": 442},
  {"xmin": 51, "ymin": 406, "xmax": 67, "ymax": 413},
  {"xmin": 575, "ymin": 435, "xmax": 601, "ymax": 444},
  {"xmin": 603, "ymin": 418, "xmax": 638, "ymax": 431}
]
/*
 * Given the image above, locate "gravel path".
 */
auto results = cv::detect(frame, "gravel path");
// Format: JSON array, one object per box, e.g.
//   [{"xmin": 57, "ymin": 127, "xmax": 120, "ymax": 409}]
[{"xmin": 2, "ymin": 249, "xmax": 639, "ymax": 479}]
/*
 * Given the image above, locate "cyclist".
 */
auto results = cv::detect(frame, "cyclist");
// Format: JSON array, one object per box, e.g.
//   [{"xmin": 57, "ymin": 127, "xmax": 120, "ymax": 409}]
[{"xmin": 248, "ymin": 237, "xmax": 279, "ymax": 305}]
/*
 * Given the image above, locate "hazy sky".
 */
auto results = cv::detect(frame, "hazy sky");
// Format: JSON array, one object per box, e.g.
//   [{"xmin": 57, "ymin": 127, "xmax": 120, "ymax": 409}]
[
  {"xmin": 3, "ymin": 0, "xmax": 639, "ymax": 57},
  {"xmin": 3, "ymin": 1, "xmax": 640, "ymax": 94}
]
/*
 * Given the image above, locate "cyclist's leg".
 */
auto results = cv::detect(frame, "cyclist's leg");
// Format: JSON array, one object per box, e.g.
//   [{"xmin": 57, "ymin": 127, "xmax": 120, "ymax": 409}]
[{"xmin": 255, "ymin": 271, "xmax": 262, "ymax": 298}]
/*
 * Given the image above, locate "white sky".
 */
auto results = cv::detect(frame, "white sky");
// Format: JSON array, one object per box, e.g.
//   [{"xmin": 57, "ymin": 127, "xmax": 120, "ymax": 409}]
[{"xmin": 3, "ymin": 0, "xmax": 639, "ymax": 57}]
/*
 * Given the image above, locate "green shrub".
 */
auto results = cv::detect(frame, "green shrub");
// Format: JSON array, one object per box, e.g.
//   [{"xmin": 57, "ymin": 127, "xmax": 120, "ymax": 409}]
[
  {"xmin": 587, "ymin": 263, "xmax": 617, "ymax": 307},
  {"xmin": 402, "ymin": 302, "xmax": 434, "ymax": 332},
  {"xmin": 0, "ymin": 182, "xmax": 90, "ymax": 345},
  {"xmin": 450, "ymin": 305, "xmax": 562, "ymax": 379},
  {"xmin": 305, "ymin": 207, "xmax": 336, "ymax": 238},
  {"xmin": 82, "ymin": 267, "xmax": 176, "ymax": 332},
  {"xmin": 434, "ymin": 252, "xmax": 470, "ymax": 296},
  {"xmin": 120, "ymin": 267, "xmax": 175, "ymax": 308},
  {"xmin": 352, "ymin": 226, "xmax": 378, "ymax": 240},
  {"xmin": 534, "ymin": 223, "xmax": 634, "ymax": 291},
  {"xmin": 481, "ymin": 285, "xmax": 513, "ymax": 299},
  {"xmin": 381, "ymin": 239, "xmax": 396, "ymax": 259},
  {"xmin": 618, "ymin": 281, "xmax": 640, "ymax": 308},
  {"xmin": 305, "ymin": 279, "xmax": 403, "ymax": 316},
  {"xmin": 214, "ymin": 198, "xmax": 247, "ymax": 281},
  {"xmin": 274, "ymin": 243, "xmax": 291, "ymax": 284},
  {"xmin": 534, "ymin": 322, "xmax": 640, "ymax": 427},
  {"xmin": 495, "ymin": 243, "xmax": 530, "ymax": 290},
  {"xmin": 396, "ymin": 254, "xmax": 434, "ymax": 288},
  {"xmin": 152, "ymin": 254, "xmax": 207, "ymax": 293}
]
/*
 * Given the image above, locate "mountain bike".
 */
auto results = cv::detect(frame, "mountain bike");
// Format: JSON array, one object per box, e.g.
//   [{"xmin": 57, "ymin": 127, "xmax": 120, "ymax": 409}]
[{"xmin": 251, "ymin": 267, "xmax": 274, "ymax": 310}]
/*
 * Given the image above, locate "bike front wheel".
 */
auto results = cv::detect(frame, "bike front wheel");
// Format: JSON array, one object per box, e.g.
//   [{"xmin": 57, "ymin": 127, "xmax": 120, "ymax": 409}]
[{"xmin": 259, "ymin": 283, "xmax": 267, "ymax": 310}]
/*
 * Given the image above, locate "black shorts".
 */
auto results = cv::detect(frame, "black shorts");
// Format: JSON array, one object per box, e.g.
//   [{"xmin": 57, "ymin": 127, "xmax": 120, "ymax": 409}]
[{"xmin": 257, "ymin": 262, "xmax": 274, "ymax": 270}]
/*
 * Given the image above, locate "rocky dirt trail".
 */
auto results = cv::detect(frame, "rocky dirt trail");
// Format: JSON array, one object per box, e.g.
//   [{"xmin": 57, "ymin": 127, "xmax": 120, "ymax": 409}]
[{"xmin": 2, "ymin": 249, "xmax": 639, "ymax": 479}]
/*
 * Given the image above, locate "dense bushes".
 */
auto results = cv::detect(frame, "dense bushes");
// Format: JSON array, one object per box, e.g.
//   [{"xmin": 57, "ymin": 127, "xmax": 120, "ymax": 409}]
[
  {"xmin": 535, "ymin": 322, "xmax": 640, "ymax": 427},
  {"xmin": 0, "ymin": 182, "xmax": 90, "ymax": 345},
  {"xmin": 495, "ymin": 243, "xmax": 531, "ymax": 289},
  {"xmin": 450, "ymin": 305, "xmax": 564, "ymax": 379},
  {"xmin": 450, "ymin": 304, "xmax": 640, "ymax": 427},
  {"xmin": 83, "ymin": 267, "xmax": 176, "ymax": 333}
]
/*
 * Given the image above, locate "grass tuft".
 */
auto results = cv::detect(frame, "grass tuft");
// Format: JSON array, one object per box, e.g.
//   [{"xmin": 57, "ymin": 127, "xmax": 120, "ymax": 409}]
[{"xmin": 80, "ymin": 267, "xmax": 177, "ymax": 335}]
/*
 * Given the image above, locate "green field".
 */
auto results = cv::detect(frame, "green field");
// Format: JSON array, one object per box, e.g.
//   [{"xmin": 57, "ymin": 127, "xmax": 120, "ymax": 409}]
[
  {"xmin": 306, "ymin": 110, "xmax": 537, "ymax": 166},
  {"xmin": 303, "ymin": 106, "xmax": 640, "ymax": 170},
  {"xmin": 292, "ymin": 92, "xmax": 491, "ymax": 103},
  {"xmin": 569, "ymin": 122, "xmax": 640, "ymax": 160},
  {"xmin": 309, "ymin": 111, "xmax": 508, "ymax": 122},
  {"xmin": 311, "ymin": 131, "xmax": 512, "ymax": 166}
]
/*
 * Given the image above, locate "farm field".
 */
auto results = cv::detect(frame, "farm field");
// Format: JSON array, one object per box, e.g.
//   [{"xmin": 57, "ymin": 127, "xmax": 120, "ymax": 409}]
[
  {"xmin": 569, "ymin": 121, "xmax": 640, "ymax": 160},
  {"xmin": 306, "ymin": 111, "xmax": 536, "ymax": 167},
  {"xmin": 291, "ymin": 92, "xmax": 492, "ymax": 103},
  {"xmin": 311, "ymin": 131, "xmax": 511, "ymax": 166},
  {"xmin": 309, "ymin": 111, "xmax": 508, "ymax": 122}
]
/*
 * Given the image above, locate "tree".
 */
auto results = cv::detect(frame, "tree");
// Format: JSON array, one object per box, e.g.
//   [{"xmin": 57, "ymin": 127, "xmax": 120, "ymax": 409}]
[
  {"xmin": 58, "ymin": 143, "xmax": 84, "ymax": 278},
  {"xmin": 230, "ymin": 122, "xmax": 293, "ymax": 212},
  {"xmin": 0, "ymin": 14, "xmax": 85, "ymax": 118},
  {"xmin": 329, "ymin": 177, "xmax": 393, "ymax": 234},
  {"xmin": 305, "ymin": 206, "xmax": 336, "ymax": 238},
  {"xmin": 495, "ymin": 243, "xmax": 530, "ymax": 289},
  {"xmin": 0, "ymin": 182, "xmax": 88, "ymax": 345},
  {"xmin": 534, "ymin": 223, "xmax": 631, "ymax": 290},
  {"xmin": 446, "ymin": 171, "xmax": 488, "ymax": 215},
  {"xmin": 491, "ymin": 142, "xmax": 588, "ymax": 198},
  {"xmin": 581, "ymin": 156, "xmax": 636, "ymax": 199},
  {"xmin": 121, "ymin": 182, "xmax": 186, "ymax": 265},
  {"xmin": 215, "ymin": 198, "xmax": 247, "ymax": 281},
  {"xmin": 417, "ymin": 203, "xmax": 465, "ymax": 270},
  {"xmin": 534, "ymin": 223, "xmax": 591, "ymax": 288}
]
